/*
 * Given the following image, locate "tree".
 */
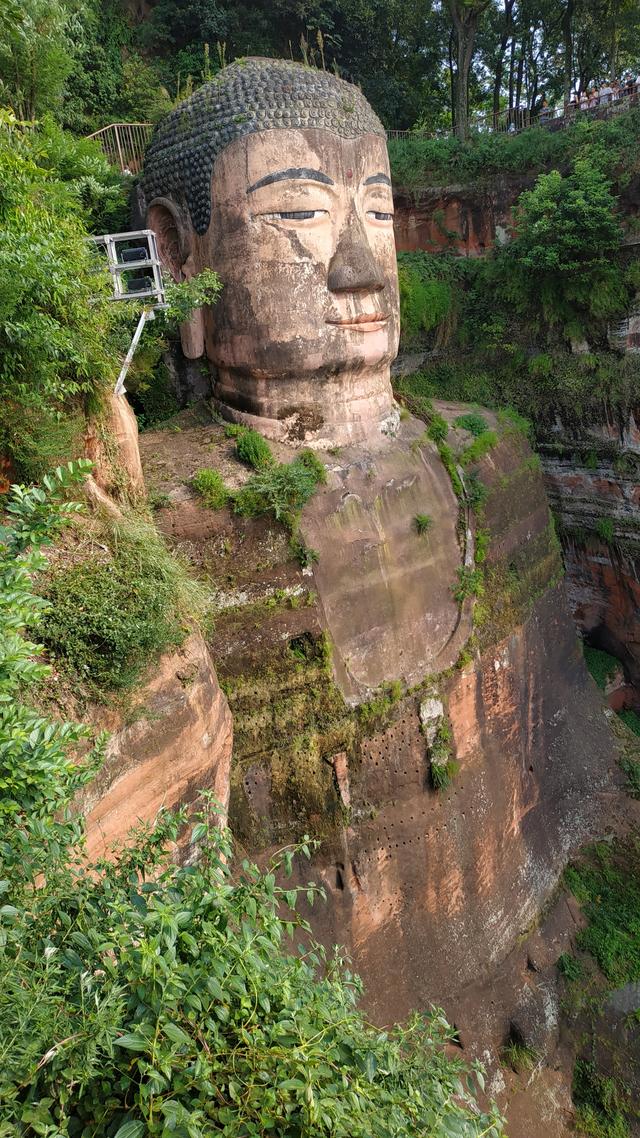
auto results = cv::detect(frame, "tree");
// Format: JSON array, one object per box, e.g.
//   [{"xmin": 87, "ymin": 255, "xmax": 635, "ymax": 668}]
[
  {"xmin": 447, "ymin": 0, "xmax": 491, "ymax": 138},
  {"xmin": 503, "ymin": 159, "xmax": 626, "ymax": 335},
  {"xmin": 0, "ymin": 0, "xmax": 75, "ymax": 121}
]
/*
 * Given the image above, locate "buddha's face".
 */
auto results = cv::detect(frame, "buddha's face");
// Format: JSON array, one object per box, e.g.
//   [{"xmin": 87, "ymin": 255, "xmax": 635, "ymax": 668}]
[{"xmin": 152, "ymin": 127, "xmax": 400, "ymax": 442}]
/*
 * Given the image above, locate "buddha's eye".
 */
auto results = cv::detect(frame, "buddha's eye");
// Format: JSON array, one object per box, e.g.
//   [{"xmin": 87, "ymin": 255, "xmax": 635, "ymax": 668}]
[
  {"xmin": 261, "ymin": 210, "xmax": 328, "ymax": 221},
  {"xmin": 367, "ymin": 210, "xmax": 394, "ymax": 222}
]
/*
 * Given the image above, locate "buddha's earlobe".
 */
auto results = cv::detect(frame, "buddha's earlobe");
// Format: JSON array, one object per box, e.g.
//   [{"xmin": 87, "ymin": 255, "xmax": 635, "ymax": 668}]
[
  {"xmin": 178, "ymin": 252, "xmax": 205, "ymax": 358},
  {"xmin": 147, "ymin": 200, "xmax": 205, "ymax": 359}
]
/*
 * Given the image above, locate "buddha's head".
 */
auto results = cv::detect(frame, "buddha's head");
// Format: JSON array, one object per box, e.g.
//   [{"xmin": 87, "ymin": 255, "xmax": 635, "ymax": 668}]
[{"xmin": 141, "ymin": 58, "xmax": 400, "ymax": 445}]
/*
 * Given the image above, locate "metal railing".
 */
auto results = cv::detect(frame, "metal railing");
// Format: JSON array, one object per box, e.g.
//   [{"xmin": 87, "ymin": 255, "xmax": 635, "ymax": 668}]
[
  {"xmin": 387, "ymin": 86, "xmax": 640, "ymax": 142},
  {"xmin": 87, "ymin": 122, "xmax": 153, "ymax": 173},
  {"xmin": 89, "ymin": 86, "xmax": 640, "ymax": 172}
]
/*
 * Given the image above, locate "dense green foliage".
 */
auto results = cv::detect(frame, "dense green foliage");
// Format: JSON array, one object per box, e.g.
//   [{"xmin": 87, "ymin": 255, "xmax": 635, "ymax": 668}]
[
  {"xmin": 0, "ymin": 113, "xmax": 127, "ymax": 478},
  {"xmin": 37, "ymin": 516, "xmax": 201, "ymax": 694},
  {"xmin": 0, "ymin": 462, "xmax": 104, "ymax": 875},
  {"xmin": 0, "ymin": 475, "xmax": 504, "ymax": 1138},
  {"xmin": 234, "ymin": 428, "xmax": 275, "ymax": 471},
  {"xmin": 389, "ymin": 107, "xmax": 640, "ymax": 189},
  {"xmin": 192, "ymin": 467, "xmax": 230, "ymax": 510},
  {"xmin": 503, "ymin": 160, "xmax": 623, "ymax": 331},
  {"xmin": 234, "ymin": 452, "xmax": 326, "ymax": 524},
  {"xmin": 565, "ymin": 838, "xmax": 640, "ymax": 988},
  {"xmin": 584, "ymin": 645, "xmax": 621, "ymax": 691},
  {"xmin": 397, "ymin": 253, "xmax": 461, "ymax": 345}
]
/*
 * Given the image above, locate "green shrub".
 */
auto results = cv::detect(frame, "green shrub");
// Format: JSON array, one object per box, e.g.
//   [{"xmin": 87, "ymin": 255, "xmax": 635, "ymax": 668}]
[
  {"xmin": 235, "ymin": 427, "xmax": 274, "ymax": 470},
  {"xmin": 37, "ymin": 518, "xmax": 199, "ymax": 692},
  {"xmin": 573, "ymin": 1060, "xmax": 630, "ymax": 1138},
  {"xmin": 452, "ymin": 566, "xmax": 485, "ymax": 603},
  {"xmin": 619, "ymin": 710, "xmax": 640, "ymax": 740},
  {"xmin": 427, "ymin": 413, "xmax": 449, "ymax": 443},
  {"xmin": 296, "ymin": 447, "xmax": 328, "ymax": 485},
  {"xmin": 557, "ymin": 952, "xmax": 584, "ymax": 981},
  {"xmin": 465, "ymin": 471, "xmax": 488, "ymax": 511},
  {"xmin": 454, "ymin": 412, "xmax": 488, "ymax": 437},
  {"xmin": 596, "ymin": 517, "xmax": 615, "ymax": 544},
  {"xmin": 430, "ymin": 760, "xmax": 459, "ymax": 791},
  {"xmin": 397, "ymin": 253, "xmax": 460, "ymax": 345},
  {"xmin": 460, "ymin": 431, "xmax": 498, "ymax": 468},
  {"xmin": 234, "ymin": 456, "xmax": 324, "ymax": 524},
  {"xmin": 501, "ymin": 1041, "xmax": 538, "ymax": 1074},
  {"xmin": 565, "ymin": 840, "xmax": 640, "ymax": 987},
  {"xmin": 501, "ymin": 160, "xmax": 625, "ymax": 335},
  {"xmin": 414, "ymin": 513, "xmax": 433, "ymax": 535},
  {"xmin": 584, "ymin": 645, "xmax": 620, "ymax": 691},
  {"xmin": 192, "ymin": 467, "xmax": 229, "ymax": 510}
]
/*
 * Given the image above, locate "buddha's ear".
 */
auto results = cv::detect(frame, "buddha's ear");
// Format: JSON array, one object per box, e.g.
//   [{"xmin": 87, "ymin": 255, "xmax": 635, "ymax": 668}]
[{"xmin": 147, "ymin": 198, "xmax": 205, "ymax": 359}]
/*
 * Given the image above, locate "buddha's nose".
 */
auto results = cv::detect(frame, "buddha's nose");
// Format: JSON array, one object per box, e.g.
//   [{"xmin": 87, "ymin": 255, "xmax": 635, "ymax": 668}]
[{"xmin": 327, "ymin": 215, "xmax": 385, "ymax": 293}]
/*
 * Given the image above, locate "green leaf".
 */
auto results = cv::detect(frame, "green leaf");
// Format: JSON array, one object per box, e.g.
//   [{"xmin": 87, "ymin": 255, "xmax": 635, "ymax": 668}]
[{"xmin": 114, "ymin": 1121, "xmax": 146, "ymax": 1138}]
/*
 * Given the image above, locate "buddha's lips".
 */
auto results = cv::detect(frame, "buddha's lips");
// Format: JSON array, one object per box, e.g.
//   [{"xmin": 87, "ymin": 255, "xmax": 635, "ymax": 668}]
[{"xmin": 326, "ymin": 313, "xmax": 389, "ymax": 330}]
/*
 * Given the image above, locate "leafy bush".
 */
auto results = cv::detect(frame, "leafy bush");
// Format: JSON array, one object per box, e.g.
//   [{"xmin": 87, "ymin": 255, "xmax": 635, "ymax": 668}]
[
  {"xmin": 235, "ymin": 427, "xmax": 275, "ymax": 470},
  {"xmin": 426, "ymin": 412, "xmax": 449, "ymax": 443},
  {"xmin": 388, "ymin": 109, "xmax": 640, "ymax": 191},
  {"xmin": 501, "ymin": 160, "xmax": 625, "ymax": 334},
  {"xmin": 37, "ymin": 517, "xmax": 199, "ymax": 692},
  {"xmin": 0, "ymin": 461, "xmax": 103, "ymax": 871},
  {"xmin": 573, "ymin": 1060, "xmax": 631, "ymax": 1138},
  {"xmin": 397, "ymin": 253, "xmax": 460, "ymax": 345},
  {"xmin": 460, "ymin": 431, "xmax": 498, "ymax": 467},
  {"xmin": 557, "ymin": 952, "xmax": 584, "ymax": 981},
  {"xmin": 192, "ymin": 467, "xmax": 230, "ymax": 509},
  {"xmin": 584, "ymin": 645, "xmax": 620, "ymax": 691},
  {"xmin": 596, "ymin": 517, "xmax": 616, "ymax": 544},
  {"xmin": 454, "ymin": 412, "xmax": 488, "ymax": 437},
  {"xmin": 0, "ymin": 112, "xmax": 120, "ymax": 477},
  {"xmin": 452, "ymin": 567, "xmax": 485, "ymax": 603},
  {"xmin": 565, "ymin": 840, "xmax": 640, "ymax": 987},
  {"xmin": 234, "ymin": 455, "xmax": 325, "ymax": 524},
  {"xmin": 414, "ymin": 513, "xmax": 433, "ymax": 535}
]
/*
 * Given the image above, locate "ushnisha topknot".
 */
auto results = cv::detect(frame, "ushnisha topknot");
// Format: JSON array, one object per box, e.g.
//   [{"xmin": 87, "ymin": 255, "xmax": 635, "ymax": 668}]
[{"xmin": 141, "ymin": 57, "xmax": 386, "ymax": 236}]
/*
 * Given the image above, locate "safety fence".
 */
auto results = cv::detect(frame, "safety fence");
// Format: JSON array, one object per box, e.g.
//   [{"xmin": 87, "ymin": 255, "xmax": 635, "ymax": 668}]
[
  {"xmin": 90, "ymin": 87, "xmax": 640, "ymax": 172},
  {"xmin": 86, "ymin": 122, "xmax": 153, "ymax": 173}
]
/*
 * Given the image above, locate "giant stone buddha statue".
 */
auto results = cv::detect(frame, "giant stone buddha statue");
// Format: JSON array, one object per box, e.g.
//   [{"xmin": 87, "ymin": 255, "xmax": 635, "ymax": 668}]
[
  {"xmin": 142, "ymin": 56, "xmax": 469, "ymax": 696},
  {"xmin": 141, "ymin": 57, "xmax": 400, "ymax": 447}
]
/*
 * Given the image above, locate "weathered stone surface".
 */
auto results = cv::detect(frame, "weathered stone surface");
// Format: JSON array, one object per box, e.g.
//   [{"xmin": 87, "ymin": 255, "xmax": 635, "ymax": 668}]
[
  {"xmin": 139, "ymin": 411, "xmax": 618, "ymax": 1061},
  {"xmin": 392, "ymin": 178, "xmax": 526, "ymax": 256},
  {"xmin": 542, "ymin": 436, "xmax": 640, "ymax": 701},
  {"xmin": 80, "ymin": 632, "xmax": 232, "ymax": 859},
  {"xmin": 143, "ymin": 59, "xmax": 400, "ymax": 447},
  {"xmin": 85, "ymin": 393, "xmax": 145, "ymax": 501},
  {"xmin": 300, "ymin": 416, "xmax": 471, "ymax": 700}
]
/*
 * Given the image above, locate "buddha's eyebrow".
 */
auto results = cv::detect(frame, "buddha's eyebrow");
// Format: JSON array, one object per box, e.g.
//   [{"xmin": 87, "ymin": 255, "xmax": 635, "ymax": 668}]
[
  {"xmin": 247, "ymin": 168, "xmax": 335, "ymax": 193},
  {"xmin": 363, "ymin": 172, "xmax": 392, "ymax": 186}
]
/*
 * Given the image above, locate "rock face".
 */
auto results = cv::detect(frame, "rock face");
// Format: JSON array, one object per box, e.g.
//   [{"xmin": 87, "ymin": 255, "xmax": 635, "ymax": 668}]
[
  {"xmin": 393, "ymin": 178, "xmax": 526, "ymax": 256},
  {"xmin": 85, "ymin": 393, "xmax": 146, "ymax": 501},
  {"xmin": 141, "ymin": 409, "xmax": 617, "ymax": 1058},
  {"xmin": 300, "ymin": 417, "xmax": 471, "ymax": 700},
  {"xmin": 80, "ymin": 632, "xmax": 233, "ymax": 859},
  {"xmin": 541, "ymin": 415, "xmax": 640, "ymax": 702}
]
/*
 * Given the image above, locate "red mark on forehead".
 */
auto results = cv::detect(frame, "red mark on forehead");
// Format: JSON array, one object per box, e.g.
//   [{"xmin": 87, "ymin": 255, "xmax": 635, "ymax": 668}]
[{"xmin": 346, "ymin": 168, "xmax": 353, "ymax": 180}]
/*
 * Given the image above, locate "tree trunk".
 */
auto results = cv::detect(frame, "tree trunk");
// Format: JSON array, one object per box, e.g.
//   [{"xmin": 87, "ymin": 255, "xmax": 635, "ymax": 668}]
[
  {"xmin": 448, "ymin": 27, "xmax": 456, "ymax": 130},
  {"xmin": 448, "ymin": 0, "xmax": 490, "ymax": 141},
  {"xmin": 508, "ymin": 34, "xmax": 516, "ymax": 111},
  {"xmin": 492, "ymin": 0, "xmax": 515, "ymax": 120},
  {"xmin": 562, "ymin": 0, "xmax": 575, "ymax": 106}
]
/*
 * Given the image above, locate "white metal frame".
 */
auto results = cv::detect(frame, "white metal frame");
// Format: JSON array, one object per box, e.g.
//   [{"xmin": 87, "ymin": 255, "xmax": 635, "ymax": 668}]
[{"xmin": 91, "ymin": 229, "xmax": 167, "ymax": 395}]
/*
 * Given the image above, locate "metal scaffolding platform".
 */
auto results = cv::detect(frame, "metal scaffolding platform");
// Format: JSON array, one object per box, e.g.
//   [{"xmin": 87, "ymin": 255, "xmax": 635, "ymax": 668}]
[{"xmin": 91, "ymin": 229, "xmax": 167, "ymax": 395}]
